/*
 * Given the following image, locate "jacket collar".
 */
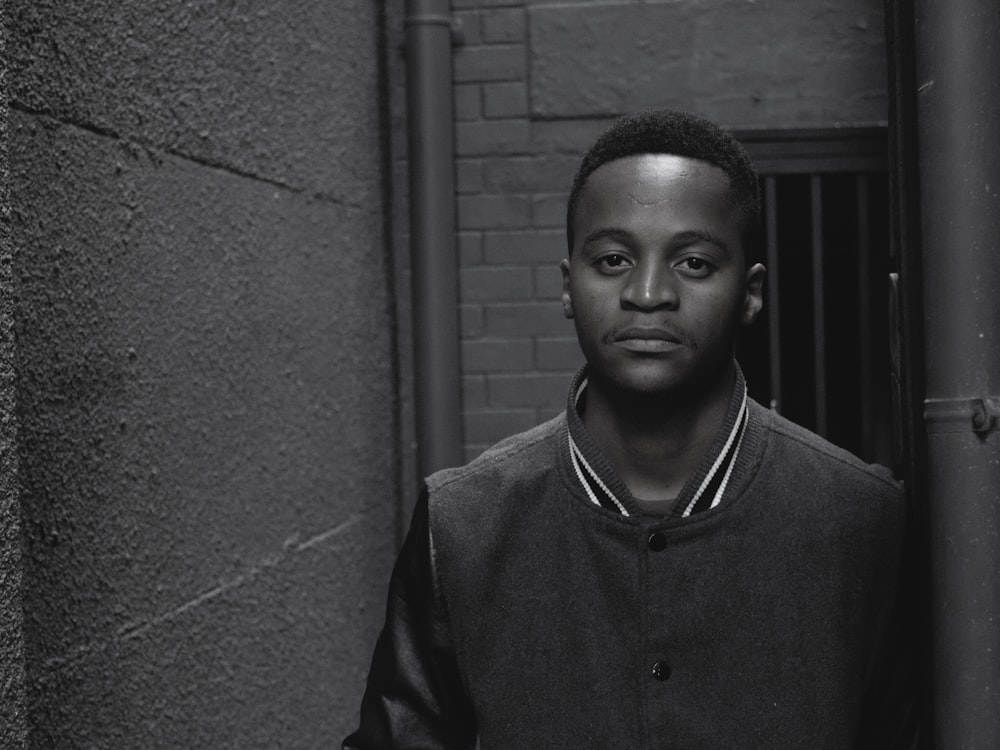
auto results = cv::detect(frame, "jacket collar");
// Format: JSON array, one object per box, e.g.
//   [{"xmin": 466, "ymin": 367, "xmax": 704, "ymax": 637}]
[{"xmin": 564, "ymin": 364, "xmax": 751, "ymax": 518}]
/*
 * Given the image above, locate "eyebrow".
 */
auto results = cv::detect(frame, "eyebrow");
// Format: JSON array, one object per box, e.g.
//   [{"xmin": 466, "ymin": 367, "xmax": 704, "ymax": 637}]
[
  {"xmin": 581, "ymin": 227, "xmax": 730, "ymax": 254},
  {"xmin": 671, "ymin": 229, "xmax": 730, "ymax": 254},
  {"xmin": 580, "ymin": 228, "xmax": 631, "ymax": 248}
]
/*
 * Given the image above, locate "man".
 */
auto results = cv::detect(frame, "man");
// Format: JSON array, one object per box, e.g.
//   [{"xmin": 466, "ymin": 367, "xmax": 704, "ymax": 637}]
[{"xmin": 345, "ymin": 110, "xmax": 917, "ymax": 748}]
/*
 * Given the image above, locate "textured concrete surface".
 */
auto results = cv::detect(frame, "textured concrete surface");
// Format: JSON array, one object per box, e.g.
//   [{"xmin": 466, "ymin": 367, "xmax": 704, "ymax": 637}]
[
  {"xmin": 1, "ymin": 14, "xmax": 29, "ymax": 747},
  {"xmin": 8, "ymin": 1, "xmax": 397, "ymax": 746},
  {"xmin": 9, "ymin": 0, "xmax": 379, "ymax": 196},
  {"xmin": 529, "ymin": 0, "xmax": 888, "ymax": 128}
]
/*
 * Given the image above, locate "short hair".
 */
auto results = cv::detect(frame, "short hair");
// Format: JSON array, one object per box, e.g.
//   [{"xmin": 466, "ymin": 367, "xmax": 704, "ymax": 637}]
[{"xmin": 566, "ymin": 110, "xmax": 761, "ymax": 260}]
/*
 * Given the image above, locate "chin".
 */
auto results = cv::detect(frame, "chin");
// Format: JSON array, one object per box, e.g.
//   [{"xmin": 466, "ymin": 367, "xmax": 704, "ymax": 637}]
[
  {"xmin": 591, "ymin": 356, "xmax": 731, "ymax": 400},
  {"xmin": 595, "ymin": 364, "xmax": 690, "ymax": 398}
]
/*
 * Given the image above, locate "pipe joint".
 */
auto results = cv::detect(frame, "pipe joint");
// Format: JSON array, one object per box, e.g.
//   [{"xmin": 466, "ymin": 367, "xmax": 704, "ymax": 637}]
[
  {"xmin": 405, "ymin": 13, "xmax": 464, "ymax": 44},
  {"xmin": 924, "ymin": 396, "xmax": 1000, "ymax": 435}
]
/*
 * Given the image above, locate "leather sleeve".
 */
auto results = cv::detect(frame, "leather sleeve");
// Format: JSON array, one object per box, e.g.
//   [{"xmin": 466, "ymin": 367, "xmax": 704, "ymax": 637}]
[
  {"xmin": 343, "ymin": 487, "xmax": 477, "ymax": 749},
  {"xmin": 856, "ymin": 492, "xmax": 924, "ymax": 750}
]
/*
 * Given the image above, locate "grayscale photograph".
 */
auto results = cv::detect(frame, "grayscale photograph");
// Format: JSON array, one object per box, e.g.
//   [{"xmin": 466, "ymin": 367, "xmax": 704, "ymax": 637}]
[{"xmin": 1, "ymin": 1, "xmax": 997, "ymax": 748}]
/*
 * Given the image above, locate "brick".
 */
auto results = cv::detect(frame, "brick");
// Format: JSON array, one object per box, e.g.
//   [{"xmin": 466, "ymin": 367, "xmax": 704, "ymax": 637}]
[
  {"xmin": 457, "ymin": 231, "xmax": 483, "ymax": 266},
  {"xmin": 454, "ymin": 44, "xmax": 525, "ymax": 83},
  {"xmin": 453, "ymin": 10, "xmax": 482, "ymax": 46},
  {"xmin": 527, "ymin": 2, "xmax": 888, "ymax": 126},
  {"xmin": 482, "ymin": 155, "xmax": 578, "ymax": 192},
  {"xmin": 485, "ymin": 302, "xmax": 575, "ymax": 337},
  {"xmin": 460, "ymin": 266, "xmax": 534, "ymax": 302},
  {"xmin": 533, "ymin": 264, "xmax": 564, "ymax": 300},
  {"xmin": 535, "ymin": 337, "xmax": 583, "ymax": 371},
  {"xmin": 463, "ymin": 409, "xmax": 539, "ymax": 446},
  {"xmin": 462, "ymin": 338, "xmax": 534, "ymax": 372},
  {"xmin": 461, "ymin": 304, "xmax": 485, "ymax": 337},
  {"xmin": 453, "ymin": 0, "xmax": 524, "ymax": 10},
  {"xmin": 532, "ymin": 119, "xmax": 610, "ymax": 155},
  {"xmin": 457, "ymin": 193, "xmax": 531, "ymax": 229},
  {"xmin": 463, "ymin": 374, "xmax": 488, "ymax": 410},
  {"xmin": 488, "ymin": 373, "xmax": 569, "ymax": 407},
  {"xmin": 531, "ymin": 193, "xmax": 566, "ymax": 228},
  {"xmin": 454, "ymin": 83, "xmax": 482, "ymax": 121},
  {"xmin": 455, "ymin": 158, "xmax": 484, "ymax": 194},
  {"xmin": 483, "ymin": 81, "xmax": 528, "ymax": 118},
  {"xmin": 482, "ymin": 8, "xmax": 527, "ymax": 44},
  {"xmin": 456, "ymin": 120, "xmax": 531, "ymax": 156},
  {"xmin": 483, "ymin": 229, "xmax": 565, "ymax": 264}
]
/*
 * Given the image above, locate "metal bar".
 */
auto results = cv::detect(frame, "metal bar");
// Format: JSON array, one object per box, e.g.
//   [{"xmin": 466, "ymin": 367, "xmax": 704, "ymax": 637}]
[
  {"xmin": 912, "ymin": 0, "xmax": 1000, "ymax": 745},
  {"xmin": 856, "ymin": 174, "xmax": 873, "ymax": 457},
  {"xmin": 810, "ymin": 175, "xmax": 826, "ymax": 436},
  {"xmin": 764, "ymin": 176, "xmax": 781, "ymax": 412}
]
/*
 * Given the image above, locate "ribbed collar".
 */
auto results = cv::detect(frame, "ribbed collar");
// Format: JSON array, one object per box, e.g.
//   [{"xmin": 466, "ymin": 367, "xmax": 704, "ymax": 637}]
[{"xmin": 564, "ymin": 364, "xmax": 752, "ymax": 518}]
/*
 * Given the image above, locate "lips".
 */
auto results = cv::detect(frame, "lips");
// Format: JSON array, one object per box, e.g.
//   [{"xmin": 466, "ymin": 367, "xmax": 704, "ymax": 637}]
[
  {"xmin": 613, "ymin": 326, "xmax": 683, "ymax": 344},
  {"xmin": 610, "ymin": 326, "xmax": 686, "ymax": 353}
]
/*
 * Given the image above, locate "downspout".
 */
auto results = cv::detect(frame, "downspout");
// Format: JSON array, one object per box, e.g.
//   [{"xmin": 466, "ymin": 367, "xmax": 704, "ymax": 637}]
[
  {"xmin": 405, "ymin": 0, "xmax": 463, "ymax": 482},
  {"xmin": 911, "ymin": 0, "xmax": 1000, "ymax": 745}
]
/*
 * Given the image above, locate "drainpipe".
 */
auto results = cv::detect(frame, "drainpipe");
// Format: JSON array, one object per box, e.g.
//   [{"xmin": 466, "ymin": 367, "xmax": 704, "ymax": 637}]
[
  {"xmin": 911, "ymin": 0, "xmax": 1000, "ymax": 745},
  {"xmin": 405, "ymin": 0, "xmax": 463, "ymax": 482}
]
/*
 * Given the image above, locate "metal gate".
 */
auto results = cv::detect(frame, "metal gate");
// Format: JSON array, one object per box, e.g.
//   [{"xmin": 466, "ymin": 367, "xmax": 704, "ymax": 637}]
[{"xmin": 737, "ymin": 129, "xmax": 893, "ymax": 467}]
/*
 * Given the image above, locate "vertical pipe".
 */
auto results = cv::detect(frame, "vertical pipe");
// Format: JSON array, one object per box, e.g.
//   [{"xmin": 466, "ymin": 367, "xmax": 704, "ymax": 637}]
[
  {"xmin": 913, "ymin": 0, "xmax": 1000, "ymax": 746},
  {"xmin": 405, "ymin": 0, "xmax": 464, "ymax": 480},
  {"xmin": 885, "ymin": 0, "xmax": 933, "ymax": 740},
  {"xmin": 764, "ymin": 176, "xmax": 782, "ymax": 412},
  {"xmin": 810, "ymin": 175, "xmax": 827, "ymax": 436},
  {"xmin": 856, "ymin": 174, "xmax": 873, "ymax": 457}
]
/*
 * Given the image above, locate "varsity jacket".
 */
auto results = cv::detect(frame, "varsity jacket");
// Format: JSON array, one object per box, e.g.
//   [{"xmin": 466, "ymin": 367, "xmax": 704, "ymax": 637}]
[{"xmin": 344, "ymin": 367, "xmax": 918, "ymax": 749}]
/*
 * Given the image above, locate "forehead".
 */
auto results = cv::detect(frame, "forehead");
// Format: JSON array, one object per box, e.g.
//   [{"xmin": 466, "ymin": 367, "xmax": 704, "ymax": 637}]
[{"xmin": 573, "ymin": 154, "xmax": 738, "ymax": 239}]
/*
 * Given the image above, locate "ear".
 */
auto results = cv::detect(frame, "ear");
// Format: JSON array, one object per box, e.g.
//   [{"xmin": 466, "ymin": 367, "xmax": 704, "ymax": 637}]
[
  {"xmin": 741, "ymin": 263, "xmax": 766, "ymax": 326},
  {"xmin": 559, "ymin": 259, "xmax": 574, "ymax": 319}
]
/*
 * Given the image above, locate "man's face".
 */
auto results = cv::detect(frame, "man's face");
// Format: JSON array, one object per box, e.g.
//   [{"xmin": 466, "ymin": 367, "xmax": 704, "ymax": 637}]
[{"xmin": 561, "ymin": 154, "xmax": 764, "ymax": 397}]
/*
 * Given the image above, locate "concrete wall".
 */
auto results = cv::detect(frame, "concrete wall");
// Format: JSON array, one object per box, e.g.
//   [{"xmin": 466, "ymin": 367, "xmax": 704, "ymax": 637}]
[
  {"xmin": 1, "ymin": 11, "xmax": 29, "ymax": 745},
  {"xmin": 438, "ymin": 0, "xmax": 888, "ymax": 459},
  {"xmin": 5, "ymin": 1, "xmax": 397, "ymax": 746}
]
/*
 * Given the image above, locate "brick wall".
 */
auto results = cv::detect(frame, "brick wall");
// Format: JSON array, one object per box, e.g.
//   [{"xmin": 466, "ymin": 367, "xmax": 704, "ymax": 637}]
[
  {"xmin": 454, "ymin": 1, "xmax": 589, "ymax": 460},
  {"xmin": 393, "ymin": 0, "xmax": 887, "ymax": 466}
]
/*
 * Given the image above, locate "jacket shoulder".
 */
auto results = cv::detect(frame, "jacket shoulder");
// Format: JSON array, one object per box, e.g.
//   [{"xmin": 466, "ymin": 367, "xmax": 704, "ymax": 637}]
[
  {"xmin": 755, "ymin": 401, "xmax": 901, "ymax": 498},
  {"xmin": 427, "ymin": 413, "xmax": 564, "ymax": 493},
  {"xmin": 423, "ymin": 414, "xmax": 566, "ymax": 537}
]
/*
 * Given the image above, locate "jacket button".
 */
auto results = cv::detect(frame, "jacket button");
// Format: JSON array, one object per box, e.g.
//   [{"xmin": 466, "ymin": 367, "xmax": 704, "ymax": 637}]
[
  {"xmin": 647, "ymin": 532, "xmax": 666, "ymax": 551},
  {"xmin": 651, "ymin": 661, "xmax": 672, "ymax": 681}
]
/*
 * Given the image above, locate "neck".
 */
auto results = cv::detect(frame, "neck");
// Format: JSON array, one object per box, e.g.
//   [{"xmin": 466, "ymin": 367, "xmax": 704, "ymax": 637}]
[{"xmin": 581, "ymin": 364, "xmax": 737, "ymax": 506}]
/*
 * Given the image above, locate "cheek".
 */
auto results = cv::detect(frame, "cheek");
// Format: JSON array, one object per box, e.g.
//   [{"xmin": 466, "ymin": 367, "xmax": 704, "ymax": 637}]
[
  {"xmin": 689, "ymin": 289, "xmax": 745, "ymax": 340},
  {"xmin": 569, "ymin": 277, "xmax": 615, "ymax": 315}
]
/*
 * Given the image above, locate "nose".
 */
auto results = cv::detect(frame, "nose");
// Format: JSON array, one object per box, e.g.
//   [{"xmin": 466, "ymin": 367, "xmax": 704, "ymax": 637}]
[{"xmin": 621, "ymin": 259, "xmax": 679, "ymax": 311}]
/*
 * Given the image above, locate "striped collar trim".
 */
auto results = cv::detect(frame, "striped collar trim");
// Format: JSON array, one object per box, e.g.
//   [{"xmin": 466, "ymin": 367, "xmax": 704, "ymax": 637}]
[{"xmin": 566, "ymin": 368, "xmax": 750, "ymax": 518}]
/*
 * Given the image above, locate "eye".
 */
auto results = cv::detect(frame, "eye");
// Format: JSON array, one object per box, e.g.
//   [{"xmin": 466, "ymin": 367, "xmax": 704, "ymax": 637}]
[
  {"xmin": 595, "ymin": 253, "xmax": 633, "ymax": 274},
  {"xmin": 674, "ymin": 257, "xmax": 715, "ymax": 278}
]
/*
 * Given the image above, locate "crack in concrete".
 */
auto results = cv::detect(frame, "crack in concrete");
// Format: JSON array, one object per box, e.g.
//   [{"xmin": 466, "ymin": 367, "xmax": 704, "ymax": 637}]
[
  {"xmin": 10, "ymin": 102, "xmax": 365, "ymax": 209},
  {"xmin": 40, "ymin": 513, "xmax": 362, "ymax": 672}
]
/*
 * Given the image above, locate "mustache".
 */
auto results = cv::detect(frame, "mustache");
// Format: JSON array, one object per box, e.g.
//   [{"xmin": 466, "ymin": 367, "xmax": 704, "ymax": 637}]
[{"xmin": 602, "ymin": 324, "xmax": 697, "ymax": 349}]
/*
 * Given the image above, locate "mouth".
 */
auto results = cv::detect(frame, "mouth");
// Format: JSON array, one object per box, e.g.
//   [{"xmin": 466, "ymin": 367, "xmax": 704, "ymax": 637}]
[{"xmin": 611, "ymin": 326, "xmax": 685, "ymax": 353}]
